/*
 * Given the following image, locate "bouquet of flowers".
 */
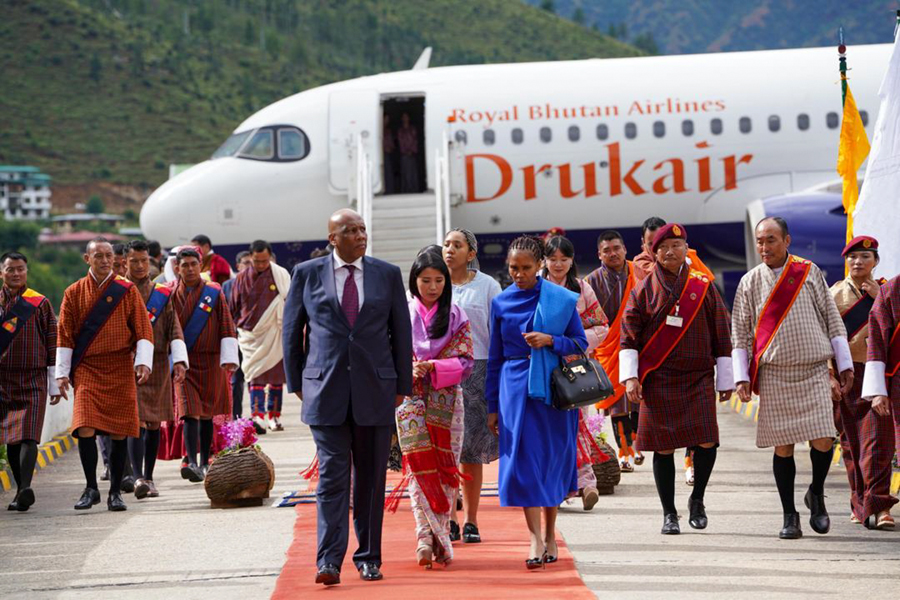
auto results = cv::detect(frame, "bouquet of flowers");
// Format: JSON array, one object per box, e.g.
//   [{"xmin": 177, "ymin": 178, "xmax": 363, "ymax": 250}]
[
  {"xmin": 215, "ymin": 418, "xmax": 259, "ymax": 457},
  {"xmin": 585, "ymin": 413, "xmax": 608, "ymax": 446}
]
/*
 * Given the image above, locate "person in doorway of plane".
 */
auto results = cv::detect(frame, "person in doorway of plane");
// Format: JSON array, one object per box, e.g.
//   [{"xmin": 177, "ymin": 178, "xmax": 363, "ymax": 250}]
[
  {"xmin": 191, "ymin": 234, "xmax": 232, "ymax": 285},
  {"xmin": 383, "ymin": 114, "xmax": 398, "ymax": 195},
  {"xmin": 397, "ymin": 112, "xmax": 420, "ymax": 193}
]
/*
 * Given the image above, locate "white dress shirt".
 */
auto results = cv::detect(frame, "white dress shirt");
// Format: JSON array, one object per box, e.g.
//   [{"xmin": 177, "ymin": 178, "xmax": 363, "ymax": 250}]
[{"xmin": 333, "ymin": 252, "xmax": 364, "ymax": 308}]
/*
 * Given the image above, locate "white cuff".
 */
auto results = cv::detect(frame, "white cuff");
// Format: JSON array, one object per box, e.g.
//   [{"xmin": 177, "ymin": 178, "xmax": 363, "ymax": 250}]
[
  {"xmin": 619, "ymin": 349, "xmax": 638, "ymax": 383},
  {"xmin": 48, "ymin": 371, "xmax": 60, "ymax": 396},
  {"xmin": 732, "ymin": 348, "xmax": 749, "ymax": 384},
  {"xmin": 861, "ymin": 360, "xmax": 888, "ymax": 399},
  {"xmin": 220, "ymin": 337, "xmax": 239, "ymax": 366},
  {"xmin": 134, "ymin": 339, "xmax": 154, "ymax": 372},
  {"xmin": 55, "ymin": 347, "xmax": 73, "ymax": 379},
  {"xmin": 831, "ymin": 336, "xmax": 853, "ymax": 374},
  {"xmin": 170, "ymin": 338, "xmax": 189, "ymax": 368},
  {"xmin": 716, "ymin": 356, "xmax": 734, "ymax": 391}
]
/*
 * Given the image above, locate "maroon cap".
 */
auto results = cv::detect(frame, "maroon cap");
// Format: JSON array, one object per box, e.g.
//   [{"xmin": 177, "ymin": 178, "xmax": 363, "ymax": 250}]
[
  {"xmin": 651, "ymin": 223, "xmax": 687, "ymax": 253},
  {"xmin": 842, "ymin": 235, "xmax": 878, "ymax": 257}
]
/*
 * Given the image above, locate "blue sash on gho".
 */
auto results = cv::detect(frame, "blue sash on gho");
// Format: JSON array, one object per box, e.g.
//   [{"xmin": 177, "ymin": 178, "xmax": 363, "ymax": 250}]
[
  {"xmin": 183, "ymin": 284, "xmax": 220, "ymax": 352},
  {"xmin": 71, "ymin": 278, "xmax": 132, "ymax": 382},
  {"xmin": 146, "ymin": 283, "xmax": 173, "ymax": 325}
]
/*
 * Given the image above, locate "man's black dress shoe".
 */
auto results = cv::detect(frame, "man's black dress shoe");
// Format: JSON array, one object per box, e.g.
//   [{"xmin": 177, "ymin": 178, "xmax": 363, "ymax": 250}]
[
  {"xmin": 779, "ymin": 512, "xmax": 803, "ymax": 539},
  {"xmin": 180, "ymin": 464, "xmax": 204, "ymax": 483},
  {"xmin": 15, "ymin": 488, "xmax": 35, "ymax": 512},
  {"xmin": 315, "ymin": 564, "xmax": 341, "ymax": 586},
  {"xmin": 8, "ymin": 491, "xmax": 19, "ymax": 511},
  {"xmin": 358, "ymin": 562, "xmax": 383, "ymax": 581},
  {"xmin": 107, "ymin": 491, "xmax": 127, "ymax": 512},
  {"xmin": 120, "ymin": 475, "xmax": 135, "ymax": 494},
  {"xmin": 804, "ymin": 486, "xmax": 830, "ymax": 534},
  {"xmin": 462, "ymin": 522, "xmax": 481, "ymax": 543},
  {"xmin": 449, "ymin": 520, "xmax": 460, "ymax": 542},
  {"xmin": 688, "ymin": 497, "xmax": 708, "ymax": 529},
  {"xmin": 74, "ymin": 487, "xmax": 101, "ymax": 510},
  {"xmin": 661, "ymin": 513, "xmax": 680, "ymax": 535}
]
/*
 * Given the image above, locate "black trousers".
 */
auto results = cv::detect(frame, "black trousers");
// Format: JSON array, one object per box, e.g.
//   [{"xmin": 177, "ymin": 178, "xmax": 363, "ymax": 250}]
[{"xmin": 309, "ymin": 417, "xmax": 392, "ymax": 569}]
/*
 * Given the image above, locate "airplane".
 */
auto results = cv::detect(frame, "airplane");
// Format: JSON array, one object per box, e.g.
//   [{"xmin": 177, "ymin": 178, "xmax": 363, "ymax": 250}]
[{"xmin": 140, "ymin": 43, "xmax": 889, "ymax": 297}]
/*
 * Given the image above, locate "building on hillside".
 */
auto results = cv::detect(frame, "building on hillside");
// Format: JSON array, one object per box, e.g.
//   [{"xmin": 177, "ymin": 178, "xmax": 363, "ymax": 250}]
[
  {"xmin": 0, "ymin": 165, "xmax": 52, "ymax": 220},
  {"xmin": 51, "ymin": 213, "xmax": 125, "ymax": 233},
  {"xmin": 37, "ymin": 230, "xmax": 126, "ymax": 250}
]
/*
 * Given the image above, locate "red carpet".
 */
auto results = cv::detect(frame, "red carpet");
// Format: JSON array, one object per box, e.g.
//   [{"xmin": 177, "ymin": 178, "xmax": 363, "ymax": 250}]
[{"xmin": 272, "ymin": 466, "xmax": 595, "ymax": 599}]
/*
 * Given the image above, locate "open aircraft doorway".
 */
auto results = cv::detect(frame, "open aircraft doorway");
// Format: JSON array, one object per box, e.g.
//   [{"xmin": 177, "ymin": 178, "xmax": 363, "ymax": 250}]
[{"xmin": 382, "ymin": 96, "xmax": 426, "ymax": 195}]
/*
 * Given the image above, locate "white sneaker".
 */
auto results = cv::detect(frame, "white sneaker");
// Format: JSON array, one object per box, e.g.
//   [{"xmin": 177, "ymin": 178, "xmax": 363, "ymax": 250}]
[
  {"xmin": 252, "ymin": 415, "xmax": 268, "ymax": 434},
  {"xmin": 266, "ymin": 415, "xmax": 277, "ymax": 431},
  {"xmin": 273, "ymin": 416, "xmax": 284, "ymax": 431}
]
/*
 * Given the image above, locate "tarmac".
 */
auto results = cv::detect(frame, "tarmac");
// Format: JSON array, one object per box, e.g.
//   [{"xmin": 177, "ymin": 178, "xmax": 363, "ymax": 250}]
[{"xmin": 0, "ymin": 397, "xmax": 898, "ymax": 599}]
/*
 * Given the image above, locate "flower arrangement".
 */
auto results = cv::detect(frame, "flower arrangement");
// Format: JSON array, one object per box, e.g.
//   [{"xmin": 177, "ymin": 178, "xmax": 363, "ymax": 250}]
[
  {"xmin": 585, "ymin": 413, "xmax": 608, "ymax": 446},
  {"xmin": 215, "ymin": 418, "xmax": 259, "ymax": 457}
]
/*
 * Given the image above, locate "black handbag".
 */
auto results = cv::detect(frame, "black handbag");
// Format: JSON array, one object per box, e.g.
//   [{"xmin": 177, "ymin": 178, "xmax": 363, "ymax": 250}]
[{"xmin": 550, "ymin": 338, "xmax": 614, "ymax": 411}]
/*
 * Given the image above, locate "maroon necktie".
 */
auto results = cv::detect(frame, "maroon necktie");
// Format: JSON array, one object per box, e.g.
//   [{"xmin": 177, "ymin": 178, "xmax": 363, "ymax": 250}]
[{"xmin": 341, "ymin": 265, "xmax": 359, "ymax": 327}]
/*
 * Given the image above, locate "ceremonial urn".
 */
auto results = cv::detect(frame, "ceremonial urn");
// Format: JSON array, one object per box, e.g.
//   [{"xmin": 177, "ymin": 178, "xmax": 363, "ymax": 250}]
[{"xmin": 204, "ymin": 420, "xmax": 275, "ymax": 508}]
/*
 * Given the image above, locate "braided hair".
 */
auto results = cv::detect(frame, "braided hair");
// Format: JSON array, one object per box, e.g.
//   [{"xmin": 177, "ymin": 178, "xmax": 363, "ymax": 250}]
[
  {"xmin": 507, "ymin": 235, "xmax": 545, "ymax": 263},
  {"xmin": 448, "ymin": 228, "xmax": 481, "ymax": 270}
]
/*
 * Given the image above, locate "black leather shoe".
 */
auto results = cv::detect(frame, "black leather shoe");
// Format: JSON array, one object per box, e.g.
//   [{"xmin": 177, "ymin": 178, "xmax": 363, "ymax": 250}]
[
  {"xmin": 358, "ymin": 562, "xmax": 383, "ymax": 581},
  {"xmin": 688, "ymin": 497, "xmax": 708, "ymax": 530},
  {"xmin": 779, "ymin": 512, "xmax": 803, "ymax": 539},
  {"xmin": 74, "ymin": 487, "xmax": 101, "ymax": 510},
  {"xmin": 107, "ymin": 491, "xmax": 127, "ymax": 511},
  {"xmin": 462, "ymin": 522, "xmax": 481, "ymax": 543},
  {"xmin": 315, "ymin": 564, "xmax": 341, "ymax": 586},
  {"xmin": 661, "ymin": 513, "xmax": 680, "ymax": 535},
  {"xmin": 804, "ymin": 486, "xmax": 830, "ymax": 534},
  {"xmin": 120, "ymin": 475, "xmax": 135, "ymax": 494},
  {"xmin": 180, "ymin": 464, "xmax": 204, "ymax": 483},
  {"xmin": 15, "ymin": 487, "xmax": 35, "ymax": 512},
  {"xmin": 8, "ymin": 491, "xmax": 19, "ymax": 511},
  {"xmin": 449, "ymin": 520, "xmax": 461, "ymax": 542}
]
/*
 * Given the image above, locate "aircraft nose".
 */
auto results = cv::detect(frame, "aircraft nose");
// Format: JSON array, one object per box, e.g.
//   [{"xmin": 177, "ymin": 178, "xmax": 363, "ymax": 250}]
[{"xmin": 140, "ymin": 161, "xmax": 223, "ymax": 246}]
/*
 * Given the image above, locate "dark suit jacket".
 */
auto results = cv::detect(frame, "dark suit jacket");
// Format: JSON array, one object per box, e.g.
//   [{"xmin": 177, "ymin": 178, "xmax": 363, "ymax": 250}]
[{"xmin": 283, "ymin": 255, "xmax": 413, "ymax": 427}]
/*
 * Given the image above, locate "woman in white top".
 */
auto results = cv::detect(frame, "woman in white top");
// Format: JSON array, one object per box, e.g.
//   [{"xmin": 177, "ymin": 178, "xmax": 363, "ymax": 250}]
[{"xmin": 442, "ymin": 229, "xmax": 502, "ymax": 544}]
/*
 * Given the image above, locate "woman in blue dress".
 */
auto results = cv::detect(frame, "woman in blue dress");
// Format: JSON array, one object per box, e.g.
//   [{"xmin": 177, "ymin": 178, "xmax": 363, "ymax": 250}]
[{"xmin": 486, "ymin": 236, "xmax": 588, "ymax": 569}]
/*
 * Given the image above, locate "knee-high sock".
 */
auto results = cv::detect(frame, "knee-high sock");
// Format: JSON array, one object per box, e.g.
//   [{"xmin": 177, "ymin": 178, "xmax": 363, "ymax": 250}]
[
  {"xmin": 268, "ymin": 385, "xmax": 283, "ymax": 416},
  {"xmin": 18, "ymin": 440, "xmax": 38, "ymax": 490},
  {"xmin": 183, "ymin": 418, "xmax": 199, "ymax": 467},
  {"xmin": 610, "ymin": 416, "xmax": 633, "ymax": 457},
  {"xmin": 128, "ymin": 428, "xmax": 146, "ymax": 480},
  {"xmin": 773, "ymin": 454, "xmax": 797, "ymax": 513},
  {"xmin": 199, "ymin": 419, "xmax": 213, "ymax": 466},
  {"xmin": 144, "ymin": 429, "xmax": 160, "ymax": 480},
  {"xmin": 7, "ymin": 443, "xmax": 22, "ymax": 488},
  {"xmin": 809, "ymin": 446, "xmax": 833, "ymax": 495},
  {"xmin": 690, "ymin": 446, "xmax": 717, "ymax": 501},
  {"xmin": 249, "ymin": 385, "xmax": 266, "ymax": 417},
  {"xmin": 109, "ymin": 438, "xmax": 128, "ymax": 494},
  {"xmin": 653, "ymin": 452, "xmax": 677, "ymax": 514},
  {"xmin": 78, "ymin": 435, "xmax": 99, "ymax": 490}
]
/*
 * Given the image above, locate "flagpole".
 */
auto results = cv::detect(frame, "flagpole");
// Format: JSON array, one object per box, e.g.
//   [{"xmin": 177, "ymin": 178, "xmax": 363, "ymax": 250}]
[{"xmin": 838, "ymin": 28, "xmax": 847, "ymax": 106}]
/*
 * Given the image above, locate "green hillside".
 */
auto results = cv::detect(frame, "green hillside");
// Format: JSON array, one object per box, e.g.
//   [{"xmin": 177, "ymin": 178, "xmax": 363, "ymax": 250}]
[{"xmin": 0, "ymin": 0, "xmax": 640, "ymax": 188}]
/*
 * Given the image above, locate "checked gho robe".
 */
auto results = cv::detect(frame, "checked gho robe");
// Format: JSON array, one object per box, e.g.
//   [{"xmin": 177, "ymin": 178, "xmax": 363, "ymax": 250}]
[
  {"xmin": 171, "ymin": 280, "xmax": 238, "ymax": 419},
  {"xmin": 731, "ymin": 257, "xmax": 851, "ymax": 448},
  {"xmin": 620, "ymin": 263, "xmax": 733, "ymax": 452},
  {"xmin": 56, "ymin": 271, "xmax": 154, "ymax": 439},
  {"xmin": 230, "ymin": 262, "xmax": 290, "ymax": 386},
  {"xmin": 0, "ymin": 286, "xmax": 58, "ymax": 443},
  {"xmin": 130, "ymin": 276, "xmax": 188, "ymax": 423},
  {"xmin": 831, "ymin": 276, "xmax": 897, "ymax": 521}
]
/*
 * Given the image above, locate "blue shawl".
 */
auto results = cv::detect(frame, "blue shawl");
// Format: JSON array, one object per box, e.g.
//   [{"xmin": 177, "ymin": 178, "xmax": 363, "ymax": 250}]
[{"xmin": 528, "ymin": 279, "xmax": 579, "ymax": 405}]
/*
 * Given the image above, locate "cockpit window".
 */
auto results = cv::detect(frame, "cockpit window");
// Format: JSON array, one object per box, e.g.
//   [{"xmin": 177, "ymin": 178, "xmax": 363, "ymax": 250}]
[
  {"xmin": 278, "ymin": 128, "xmax": 308, "ymax": 159},
  {"xmin": 211, "ymin": 131, "xmax": 252, "ymax": 159},
  {"xmin": 241, "ymin": 130, "xmax": 275, "ymax": 159}
]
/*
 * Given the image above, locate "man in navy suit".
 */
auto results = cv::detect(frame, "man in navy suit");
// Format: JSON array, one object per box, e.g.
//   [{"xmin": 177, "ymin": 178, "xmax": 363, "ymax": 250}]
[{"xmin": 283, "ymin": 209, "xmax": 412, "ymax": 586}]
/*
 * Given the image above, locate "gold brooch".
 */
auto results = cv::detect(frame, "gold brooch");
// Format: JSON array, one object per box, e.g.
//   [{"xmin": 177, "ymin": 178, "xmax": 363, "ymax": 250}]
[
  {"xmin": 788, "ymin": 278, "xmax": 794, "ymax": 285},
  {"xmin": 690, "ymin": 293, "xmax": 697, "ymax": 300},
  {"xmin": 269, "ymin": 284, "xmax": 276, "ymax": 291},
  {"xmin": 106, "ymin": 296, "xmax": 113, "ymax": 303}
]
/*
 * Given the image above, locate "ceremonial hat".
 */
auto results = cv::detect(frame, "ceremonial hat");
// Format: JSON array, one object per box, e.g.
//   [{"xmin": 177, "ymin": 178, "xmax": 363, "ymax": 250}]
[
  {"xmin": 651, "ymin": 223, "xmax": 687, "ymax": 253},
  {"xmin": 841, "ymin": 235, "xmax": 879, "ymax": 257}
]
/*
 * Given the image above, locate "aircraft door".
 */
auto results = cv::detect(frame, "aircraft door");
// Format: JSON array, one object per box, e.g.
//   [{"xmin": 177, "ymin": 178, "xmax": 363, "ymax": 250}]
[
  {"xmin": 328, "ymin": 90, "xmax": 382, "ymax": 194},
  {"xmin": 448, "ymin": 136, "xmax": 466, "ymax": 205}
]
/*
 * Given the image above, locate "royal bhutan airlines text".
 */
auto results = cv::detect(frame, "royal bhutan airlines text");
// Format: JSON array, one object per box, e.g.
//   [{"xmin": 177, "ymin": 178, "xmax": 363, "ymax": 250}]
[{"xmin": 465, "ymin": 142, "xmax": 753, "ymax": 203}]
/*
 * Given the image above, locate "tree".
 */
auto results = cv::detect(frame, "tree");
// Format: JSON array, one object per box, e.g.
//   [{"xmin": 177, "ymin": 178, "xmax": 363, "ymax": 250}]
[
  {"xmin": 0, "ymin": 218, "xmax": 39, "ymax": 250},
  {"xmin": 633, "ymin": 31, "xmax": 660, "ymax": 55},
  {"xmin": 572, "ymin": 8, "xmax": 586, "ymax": 26},
  {"xmin": 540, "ymin": 0, "xmax": 555, "ymax": 14},
  {"xmin": 86, "ymin": 195, "xmax": 105, "ymax": 214},
  {"xmin": 244, "ymin": 19, "xmax": 254, "ymax": 46},
  {"xmin": 89, "ymin": 52, "xmax": 102, "ymax": 82}
]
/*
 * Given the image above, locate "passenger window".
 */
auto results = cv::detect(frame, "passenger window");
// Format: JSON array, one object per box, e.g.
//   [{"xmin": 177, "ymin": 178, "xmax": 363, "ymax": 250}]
[
  {"xmin": 710, "ymin": 118, "xmax": 723, "ymax": 135},
  {"xmin": 568, "ymin": 125, "xmax": 580, "ymax": 142},
  {"xmin": 240, "ymin": 129, "xmax": 275, "ymax": 159},
  {"xmin": 540, "ymin": 127, "xmax": 552, "ymax": 143},
  {"xmin": 278, "ymin": 128, "xmax": 308, "ymax": 160},
  {"xmin": 596, "ymin": 124, "xmax": 608, "ymax": 140},
  {"xmin": 483, "ymin": 129, "xmax": 495, "ymax": 146},
  {"xmin": 826, "ymin": 112, "xmax": 839, "ymax": 129},
  {"xmin": 512, "ymin": 128, "xmax": 524, "ymax": 144},
  {"xmin": 768, "ymin": 115, "xmax": 780, "ymax": 132},
  {"xmin": 797, "ymin": 113, "xmax": 810, "ymax": 131},
  {"xmin": 624, "ymin": 122, "xmax": 637, "ymax": 139},
  {"xmin": 739, "ymin": 117, "xmax": 752, "ymax": 134},
  {"xmin": 860, "ymin": 110, "xmax": 869, "ymax": 127},
  {"xmin": 682, "ymin": 120, "xmax": 694, "ymax": 136},
  {"xmin": 454, "ymin": 130, "xmax": 468, "ymax": 144},
  {"xmin": 653, "ymin": 121, "xmax": 665, "ymax": 138}
]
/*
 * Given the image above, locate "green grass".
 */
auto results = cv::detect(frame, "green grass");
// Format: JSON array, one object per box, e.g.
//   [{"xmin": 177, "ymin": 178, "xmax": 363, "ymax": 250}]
[{"xmin": 0, "ymin": 0, "xmax": 640, "ymax": 188}]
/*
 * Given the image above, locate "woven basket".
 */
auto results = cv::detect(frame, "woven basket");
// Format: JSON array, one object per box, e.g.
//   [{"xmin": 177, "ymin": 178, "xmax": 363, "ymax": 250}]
[
  {"xmin": 204, "ymin": 446, "xmax": 275, "ymax": 508},
  {"xmin": 591, "ymin": 441, "xmax": 621, "ymax": 495}
]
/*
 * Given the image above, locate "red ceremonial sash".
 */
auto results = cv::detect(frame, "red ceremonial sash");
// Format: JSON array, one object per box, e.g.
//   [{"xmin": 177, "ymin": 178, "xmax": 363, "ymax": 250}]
[
  {"xmin": 887, "ymin": 322, "xmax": 900, "ymax": 378},
  {"xmin": 593, "ymin": 263, "xmax": 635, "ymax": 409},
  {"xmin": 748, "ymin": 256, "xmax": 812, "ymax": 394},
  {"xmin": 0, "ymin": 289, "xmax": 45, "ymax": 356},
  {"xmin": 637, "ymin": 270, "xmax": 711, "ymax": 383}
]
